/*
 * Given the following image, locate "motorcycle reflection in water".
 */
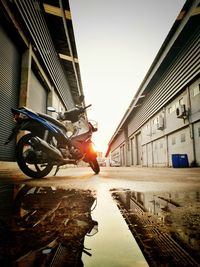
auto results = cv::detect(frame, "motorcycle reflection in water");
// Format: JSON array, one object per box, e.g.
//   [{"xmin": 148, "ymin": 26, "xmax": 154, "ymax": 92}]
[
  {"xmin": 0, "ymin": 185, "xmax": 98, "ymax": 267},
  {"xmin": 5, "ymin": 104, "xmax": 100, "ymax": 178}
]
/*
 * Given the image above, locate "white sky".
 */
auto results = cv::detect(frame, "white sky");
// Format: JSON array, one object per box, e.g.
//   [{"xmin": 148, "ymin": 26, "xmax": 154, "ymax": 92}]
[{"xmin": 69, "ymin": 0, "xmax": 186, "ymax": 154}]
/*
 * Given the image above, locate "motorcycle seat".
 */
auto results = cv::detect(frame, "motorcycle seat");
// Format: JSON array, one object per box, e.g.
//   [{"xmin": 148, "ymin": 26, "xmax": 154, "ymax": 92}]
[{"xmin": 38, "ymin": 113, "xmax": 67, "ymax": 131}]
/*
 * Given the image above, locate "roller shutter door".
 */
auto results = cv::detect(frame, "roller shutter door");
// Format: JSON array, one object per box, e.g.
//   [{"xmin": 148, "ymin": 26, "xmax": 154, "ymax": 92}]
[
  {"xmin": 0, "ymin": 26, "xmax": 21, "ymax": 161},
  {"xmin": 29, "ymin": 71, "xmax": 47, "ymax": 113}
]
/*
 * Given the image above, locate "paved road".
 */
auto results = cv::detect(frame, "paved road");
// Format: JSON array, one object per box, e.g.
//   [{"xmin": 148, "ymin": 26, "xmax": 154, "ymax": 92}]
[
  {"xmin": 1, "ymin": 165, "xmax": 200, "ymax": 192},
  {"xmin": 0, "ymin": 166, "xmax": 200, "ymax": 266},
  {"xmin": 1, "ymin": 164, "xmax": 200, "ymax": 185}
]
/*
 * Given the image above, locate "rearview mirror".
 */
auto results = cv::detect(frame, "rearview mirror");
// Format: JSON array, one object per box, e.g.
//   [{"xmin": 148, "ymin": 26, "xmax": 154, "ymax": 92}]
[{"xmin": 47, "ymin": 106, "xmax": 56, "ymax": 112}]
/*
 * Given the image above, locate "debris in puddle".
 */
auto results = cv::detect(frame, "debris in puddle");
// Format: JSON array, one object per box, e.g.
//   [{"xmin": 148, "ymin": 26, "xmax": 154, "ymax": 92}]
[
  {"xmin": 0, "ymin": 185, "xmax": 97, "ymax": 266},
  {"xmin": 110, "ymin": 188, "xmax": 200, "ymax": 266}
]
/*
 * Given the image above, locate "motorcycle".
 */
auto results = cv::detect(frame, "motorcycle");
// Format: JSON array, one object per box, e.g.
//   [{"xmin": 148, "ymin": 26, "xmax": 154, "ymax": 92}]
[{"xmin": 5, "ymin": 104, "xmax": 100, "ymax": 178}]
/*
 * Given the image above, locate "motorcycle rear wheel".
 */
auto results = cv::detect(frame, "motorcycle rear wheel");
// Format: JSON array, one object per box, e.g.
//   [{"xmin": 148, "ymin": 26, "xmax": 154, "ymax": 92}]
[
  {"xmin": 89, "ymin": 159, "xmax": 100, "ymax": 174},
  {"xmin": 16, "ymin": 134, "xmax": 53, "ymax": 178}
]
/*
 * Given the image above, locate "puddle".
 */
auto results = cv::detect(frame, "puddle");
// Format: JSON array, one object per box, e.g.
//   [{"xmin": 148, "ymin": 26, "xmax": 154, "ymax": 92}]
[
  {"xmin": 0, "ymin": 183, "xmax": 148, "ymax": 267},
  {"xmin": 111, "ymin": 188, "xmax": 200, "ymax": 266},
  {"xmin": 0, "ymin": 184, "xmax": 97, "ymax": 266},
  {"xmin": 82, "ymin": 185, "xmax": 148, "ymax": 267},
  {"xmin": 3, "ymin": 183, "xmax": 199, "ymax": 266}
]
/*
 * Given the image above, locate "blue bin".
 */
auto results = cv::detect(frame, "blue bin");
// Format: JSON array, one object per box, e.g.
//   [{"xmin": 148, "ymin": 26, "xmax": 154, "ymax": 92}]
[
  {"xmin": 172, "ymin": 154, "xmax": 189, "ymax": 168},
  {"xmin": 172, "ymin": 154, "xmax": 180, "ymax": 168},
  {"xmin": 179, "ymin": 154, "xmax": 189, "ymax": 168}
]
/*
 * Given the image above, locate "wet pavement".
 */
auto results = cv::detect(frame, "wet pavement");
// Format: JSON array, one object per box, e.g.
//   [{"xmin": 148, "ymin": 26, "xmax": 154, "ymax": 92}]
[
  {"xmin": 111, "ymin": 189, "xmax": 200, "ymax": 266},
  {"xmin": 0, "ymin": 165, "xmax": 200, "ymax": 266}
]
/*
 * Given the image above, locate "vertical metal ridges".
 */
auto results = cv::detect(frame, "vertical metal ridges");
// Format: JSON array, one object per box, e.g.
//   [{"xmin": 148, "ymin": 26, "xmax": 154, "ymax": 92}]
[
  {"xmin": 128, "ymin": 28, "xmax": 200, "ymax": 135},
  {"xmin": 14, "ymin": 0, "xmax": 75, "ymax": 109}
]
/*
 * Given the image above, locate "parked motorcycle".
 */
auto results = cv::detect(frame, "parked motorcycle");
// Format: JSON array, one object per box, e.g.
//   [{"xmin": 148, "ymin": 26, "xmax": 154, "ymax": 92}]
[{"xmin": 5, "ymin": 104, "xmax": 100, "ymax": 178}]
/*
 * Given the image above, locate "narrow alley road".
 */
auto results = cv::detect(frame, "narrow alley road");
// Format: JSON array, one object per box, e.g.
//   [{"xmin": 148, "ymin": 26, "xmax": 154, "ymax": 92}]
[{"xmin": 0, "ymin": 166, "xmax": 200, "ymax": 266}]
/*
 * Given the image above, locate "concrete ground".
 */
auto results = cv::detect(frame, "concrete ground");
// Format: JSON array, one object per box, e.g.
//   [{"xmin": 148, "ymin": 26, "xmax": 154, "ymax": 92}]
[
  {"xmin": 0, "ymin": 162, "xmax": 200, "ymax": 266},
  {"xmin": 0, "ymin": 161, "xmax": 200, "ymax": 190}
]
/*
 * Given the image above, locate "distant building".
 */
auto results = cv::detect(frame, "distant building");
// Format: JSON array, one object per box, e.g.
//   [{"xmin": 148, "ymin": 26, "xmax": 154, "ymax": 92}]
[
  {"xmin": 0, "ymin": 0, "xmax": 84, "ymax": 161},
  {"xmin": 106, "ymin": 0, "xmax": 200, "ymax": 167},
  {"xmin": 97, "ymin": 151, "xmax": 106, "ymax": 166}
]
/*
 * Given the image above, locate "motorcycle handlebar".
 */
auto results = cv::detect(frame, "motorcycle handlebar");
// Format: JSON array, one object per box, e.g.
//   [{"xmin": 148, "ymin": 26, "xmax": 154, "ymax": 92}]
[
  {"xmin": 57, "ymin": 104, "xmax": 92, "ymax": 121},
  {"xmin": 77, "ymin": 104, "xmax": 92, "ymax": 113},
  {"xmin": 84, "ymin": 104, "xmax": 92, "ymax": 110}
]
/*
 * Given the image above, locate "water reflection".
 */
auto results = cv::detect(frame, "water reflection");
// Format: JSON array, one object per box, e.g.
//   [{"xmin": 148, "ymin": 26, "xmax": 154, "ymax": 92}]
[
  {"xmin": 0, "ymin": 184, "xmax": 97, "ymax": 266},
  {"xmin": 82, "ymin": 185, "xmax": 148, "ymax": 267},
  {"xmin": 111, "ymin": 189, "xmax": 200, "ymax": 266}
]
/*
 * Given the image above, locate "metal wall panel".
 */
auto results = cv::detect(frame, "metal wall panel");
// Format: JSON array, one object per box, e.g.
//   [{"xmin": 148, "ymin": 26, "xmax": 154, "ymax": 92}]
[
  {"xmin": 136, "ymin": 133, "xmax": 142, "ymax": 165},
  {"xmin": 152, "ymin": 137, "xmax": 167, "ymax": 166},
  {"xmin": 168, "ymin": 127, "xmax": 193, "ymax": 166},
  {"xmin": 142, "ymin": 145, "xmax": 147, "ymax": 166},
  {"xmin": 189, "ymin": 77, "xmax": 200, "ymax": 123},
  {"xmin": 29, "ymin": 71, "xmax": 47, "ymax": 113},
  {"xmin": 147, "ymin": 143, "xmax": 153, "ymax": 167},
  {"xmin": 14, "ymin": 0, "xmax": 75, "ymax": 109},
  {"xmin": 194, "ymin": 121, "xmax": 200, "ymax": 166},
  {"xmin": 0, "ymin": 26, "xmax": 21, "ymax": 161},
  {"xmin": 120, "ymin": 144, "xmax": 126, "ymax": 166},
  {"xmin": 128, "ymin": 29, "xmax": 200, "ymax": 137},
  {"xmin": 110, "ymin": 131, "xmax": 125, "ymax": 151},
  {"xmin": 130, "ymin": 137, "xmax": 135, "ymax": 165}
]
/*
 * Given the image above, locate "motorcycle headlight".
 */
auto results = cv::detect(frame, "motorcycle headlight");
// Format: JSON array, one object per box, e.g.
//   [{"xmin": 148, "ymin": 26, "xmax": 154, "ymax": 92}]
[{"xmin": 91, "ymin": 143, "xmax": 97, "ymax": 152}]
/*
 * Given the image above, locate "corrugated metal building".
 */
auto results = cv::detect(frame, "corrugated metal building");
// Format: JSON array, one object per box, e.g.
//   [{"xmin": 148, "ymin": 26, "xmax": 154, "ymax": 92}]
[
  {"xmin": 0, "ymin": 0, "xmax": 84, "ymax": 161},
  {"xmin": 106, "ymin": 0, "xmax": 200, "ymax": 167}
]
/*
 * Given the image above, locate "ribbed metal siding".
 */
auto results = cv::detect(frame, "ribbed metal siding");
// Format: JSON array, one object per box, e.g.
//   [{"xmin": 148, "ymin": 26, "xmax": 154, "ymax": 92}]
[
  {"xmin": 29, "ymin": 71, "xmax": 47, "ymax": 113},
  {"xmin": 111, "ymin": 131, "xmax": 125, "ymax": 151},
  {"xmin": 128, "ymin": 27, "xmax": 200, "ymax": 136},
  {"xmin": 14, "ymin": 0, "xmax": 74, "ymax": 109},
  {"xmin": 0, "ymin": 26, "xmax": 21, "ymax": 161}
]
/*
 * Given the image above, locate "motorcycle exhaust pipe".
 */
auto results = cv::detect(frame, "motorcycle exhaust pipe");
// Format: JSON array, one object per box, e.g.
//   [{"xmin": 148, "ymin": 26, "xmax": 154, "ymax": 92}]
[{"xmin": 31, "ymin": 137, "xmax": 63, "ymax": 160}]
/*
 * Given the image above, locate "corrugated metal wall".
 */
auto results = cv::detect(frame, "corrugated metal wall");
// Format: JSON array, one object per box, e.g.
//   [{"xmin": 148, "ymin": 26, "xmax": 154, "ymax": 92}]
[
  {"xmin": 14, "ymin": 0, "xmax": 75, "ymax": 109},
  {"xmin": 194, "ymin": 121, "xmax": 200, "ymax": 165},
  {"xmin": 0, "ymin": 26, "xmax": 21, "ymax": 161},
  {"xmin": 128, "ymin": 27, "xmax": 200, "ymax": 137},
  {"xmin": 29, "ymin": 71, "xmax": 47, "ymax": 113},
  {"xmin": 110, "ymin": 131, "xmax": 125, "ymax": 151}
]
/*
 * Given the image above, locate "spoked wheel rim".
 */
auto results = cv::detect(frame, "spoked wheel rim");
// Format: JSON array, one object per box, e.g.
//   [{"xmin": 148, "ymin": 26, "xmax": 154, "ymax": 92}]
[{"xmin": 16, "ymin": 134, "xmax": 53, "ymax": 178}]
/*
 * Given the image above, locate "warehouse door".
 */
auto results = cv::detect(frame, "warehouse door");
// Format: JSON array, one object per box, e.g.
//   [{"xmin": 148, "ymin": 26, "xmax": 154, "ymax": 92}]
[
  {"xmin": 147, "ymin": 143, "xmax": 153, "ymax": 166},
  {"xmin": 29, "ymin": 71, "xmax": 47, "ymax": 113},
  {"xmin": 136, "ymin": 133, "xmax": 142, "ymax": 165},
  {"xmin": 120, "ymin": 144, "xmax": 126, "ymax": 166},
  {"xmin": 194, "ymin": 122, "xmax": 200, "ymax": 166},
  {"xmin": 142, "ymin": 145, "xmax": 147, "ymax": 166},
  {"xmin": 130, "ymin": 137, "xmax": 134, "ymax": 165},
  {"xmin": 0, "ymin": 26, "xmax": 21, "ymax": 161}
]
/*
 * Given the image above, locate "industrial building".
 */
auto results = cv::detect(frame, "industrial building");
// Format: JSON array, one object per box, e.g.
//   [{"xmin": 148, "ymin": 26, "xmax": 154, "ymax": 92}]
[
  {"xmin": 106, "ymin": 0, "xmax": 200, "ymax": 167},
  {"xmin": 0, "ymin": 0, "xmax": 84, "ymax": 161}
]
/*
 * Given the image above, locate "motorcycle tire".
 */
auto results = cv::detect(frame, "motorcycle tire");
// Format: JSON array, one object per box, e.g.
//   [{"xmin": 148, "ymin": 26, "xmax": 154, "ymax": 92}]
[
  {"xmin": 89, "ymin": 159, "xmax": 100, "ymax": 174},
  {"xmin": 16, "ymin": 133, "xmax": 53, "ymax": 178}
]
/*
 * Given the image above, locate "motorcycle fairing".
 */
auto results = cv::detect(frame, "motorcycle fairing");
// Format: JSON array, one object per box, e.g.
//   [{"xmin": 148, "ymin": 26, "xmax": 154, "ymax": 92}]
[{"xmin": 11, "ymin": 107, "xmax": 60, "ymax": 133}]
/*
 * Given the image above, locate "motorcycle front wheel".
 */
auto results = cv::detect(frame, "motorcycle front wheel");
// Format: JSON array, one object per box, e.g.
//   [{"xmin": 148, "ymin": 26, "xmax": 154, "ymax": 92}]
[
  {"xmin": 16, "ymin": 134, "xmax": 53, "ymax": 178},
  {"xmin": 89, "ymin": 159, "xmax": 100, "ymax": 174}
]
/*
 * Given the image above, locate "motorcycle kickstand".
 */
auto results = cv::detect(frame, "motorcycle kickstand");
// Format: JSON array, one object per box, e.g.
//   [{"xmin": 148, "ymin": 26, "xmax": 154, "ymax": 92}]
[{"xmin": 54, "ymin": 165, "xmax": 60, "ymax": 176}]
